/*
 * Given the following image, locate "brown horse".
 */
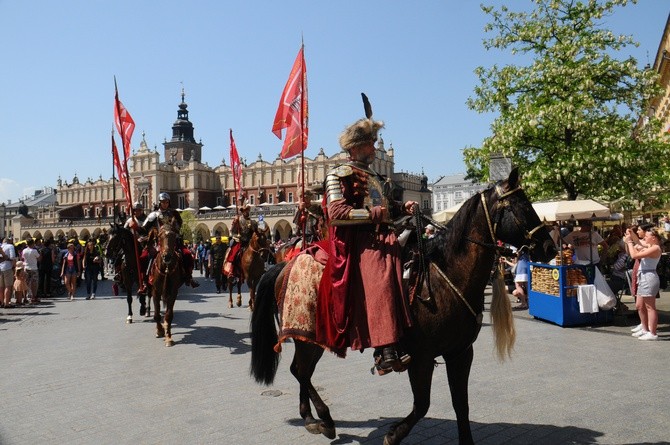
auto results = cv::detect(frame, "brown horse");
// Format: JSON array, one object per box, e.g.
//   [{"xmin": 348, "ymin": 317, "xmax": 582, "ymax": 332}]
[
  {"xmin": 250, "ymin": 169, "xmax": 556, "ymax": 444},
  {"xmin": 104, "ymin": 223, "xmax": 152, "ymax": 323},
  {"xmin": 150, "ymin": 219, "xmax": 183, "ymax": 347},
  {"xmin": 239, "ymin": 230, "xmax": 271, "ymax": 311}
]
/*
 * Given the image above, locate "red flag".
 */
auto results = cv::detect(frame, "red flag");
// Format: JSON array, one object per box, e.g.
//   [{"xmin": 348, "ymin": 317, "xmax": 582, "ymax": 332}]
[
  {"xmin": 114, "ymin": 85, "xmax": 135, "ymax": 160},
  {"xmin": 112, "ymin": 134, "xmax": 132, "ymax": 209},
  {"xmin": 272, "ymin": 46, "xmax": 308, "ymax": 159},
  {"xmin": 229, "ymin": 129, "xmax": 242, "ymax": 196}
]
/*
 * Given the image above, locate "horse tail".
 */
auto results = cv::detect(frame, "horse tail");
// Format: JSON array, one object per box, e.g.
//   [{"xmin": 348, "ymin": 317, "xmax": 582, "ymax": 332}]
[
  {"xmin": 490, "ymin": 269, "xmax": 516, "ymax": 361},
  {"xmin": 250, "ymin": 262, "xmax": 286, "ymax": 385}
]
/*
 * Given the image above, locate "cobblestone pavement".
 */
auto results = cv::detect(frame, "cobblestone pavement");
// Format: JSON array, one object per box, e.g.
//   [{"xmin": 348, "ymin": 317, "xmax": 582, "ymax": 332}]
[{"xmin": 1, "ymin": 275, "xmax": 668, "ymax": 445}]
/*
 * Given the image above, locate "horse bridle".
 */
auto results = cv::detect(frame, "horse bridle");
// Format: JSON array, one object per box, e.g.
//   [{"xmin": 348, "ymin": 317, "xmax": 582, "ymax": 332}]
[
  {"xmin": 476, "ymin": 184, "xmax": 545, "ymax": 252},
  {"xmin": 429, "ymin": 184, "xmax": 544, "ymax": 315}
]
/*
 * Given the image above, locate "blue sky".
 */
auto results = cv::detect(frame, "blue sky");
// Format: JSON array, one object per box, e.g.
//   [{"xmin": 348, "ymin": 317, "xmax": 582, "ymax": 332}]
[{"xmin": 1, "ymin": 1, "xmax": 667, "ymax": 204}]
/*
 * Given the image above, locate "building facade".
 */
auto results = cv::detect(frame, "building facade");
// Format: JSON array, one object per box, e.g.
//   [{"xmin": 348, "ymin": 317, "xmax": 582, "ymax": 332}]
[
  {"xmin": 13, "ymin": 93, "xmax": 431, "ymax": 243},
  {"xmin": 430, "ymin": 173, "xmax": 485, "ymax": 213}
]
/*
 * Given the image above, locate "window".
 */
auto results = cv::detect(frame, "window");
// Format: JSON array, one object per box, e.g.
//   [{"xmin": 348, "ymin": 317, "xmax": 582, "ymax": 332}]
[
  {"xmin": 268, "ymin": 194, "xmax": 274, "ymax": 204},
  {"xmin": 288, "ymin": 192, "xmax": 294, "ymax": 203},
  {"xmin": 250, "ymin": 195, "xmax": 255, "ymax": 205}
]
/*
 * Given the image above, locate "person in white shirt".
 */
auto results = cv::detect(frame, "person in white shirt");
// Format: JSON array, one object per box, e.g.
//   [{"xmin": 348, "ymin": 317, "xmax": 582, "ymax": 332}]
[
  {"xmin": 21, "ymin": 238, "xmax": 41, "ymax": 303},
  {"xmin": 563, "ymin": 219, "xmax": 608, "ymax": 265},
  {"xmin": 1, "ymin": 238, "xmax": 17, "ymax": 307}
]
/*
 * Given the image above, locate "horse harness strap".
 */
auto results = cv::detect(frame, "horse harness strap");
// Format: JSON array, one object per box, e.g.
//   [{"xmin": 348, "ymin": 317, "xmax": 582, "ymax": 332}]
[{"xmin": 430, "ymin": 262, "xmax": 477, "ymax": 318}]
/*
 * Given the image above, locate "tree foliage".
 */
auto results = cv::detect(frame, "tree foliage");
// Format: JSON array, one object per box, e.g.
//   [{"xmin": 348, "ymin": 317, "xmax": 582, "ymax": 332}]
[
  {"xmin": 180, "ymin": 210, "xmax": 195, "ymax": 242},
  {"xmin": 464, "ymin": 0, "xmax": 670, "ymax": 206}
]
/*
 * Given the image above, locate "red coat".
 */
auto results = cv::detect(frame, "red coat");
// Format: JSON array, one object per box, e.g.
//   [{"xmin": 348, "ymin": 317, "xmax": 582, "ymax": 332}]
[{"xmin": 315, "ymin": 170, "xmax": 412, "ymax": 353}]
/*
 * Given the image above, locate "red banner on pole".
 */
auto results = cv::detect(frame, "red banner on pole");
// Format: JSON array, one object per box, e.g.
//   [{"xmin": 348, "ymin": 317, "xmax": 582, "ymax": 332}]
[
  {"xmin": 114, "ymin": 82, "xmax": 135, "ymax": 160},
  {"xmin": 112, "ymin": 134, "xmax": 132, "ymax": 210},
  {"xmin": 229, "ymin": 129, "xmax": 242, "ymax": 199},
  {"xmin": 272, "ymin": 46, "xmax": 308, "ymax": 159}
]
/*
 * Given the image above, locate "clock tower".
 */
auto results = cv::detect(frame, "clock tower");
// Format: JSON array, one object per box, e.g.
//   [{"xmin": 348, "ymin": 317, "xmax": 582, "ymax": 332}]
[{"xmin": 163, "ymin": 88, "xmax": 203, "ymax": 165}]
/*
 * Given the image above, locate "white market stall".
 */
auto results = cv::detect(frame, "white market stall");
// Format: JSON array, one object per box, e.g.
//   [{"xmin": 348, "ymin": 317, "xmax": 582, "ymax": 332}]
[
  {"xmin": 528, "ymin": 199, "xmax": 615, "ymax": 326},
  {"xmin": 531, "ymin": 199, "xmax": 610, "ymax": 222}
]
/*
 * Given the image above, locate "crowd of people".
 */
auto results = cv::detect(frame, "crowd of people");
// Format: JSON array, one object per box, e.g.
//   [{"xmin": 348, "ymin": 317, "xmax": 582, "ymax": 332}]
[
  {"xmin": 499, "ymin": 218, "xmax": 668, "ymax": 341},
  {"xmin": 1, "ymin": 234, "xmax": 107, "ymax": 308}
]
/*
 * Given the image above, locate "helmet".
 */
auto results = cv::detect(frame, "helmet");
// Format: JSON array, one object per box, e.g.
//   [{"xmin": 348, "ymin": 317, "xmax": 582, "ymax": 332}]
[
  {"xmin": 159, "ymin": 192, "xmax": 170, "ymax": 202},
  {"xmin": 133, "ymin": 202, "xmax": 143, "ymax": 210}
]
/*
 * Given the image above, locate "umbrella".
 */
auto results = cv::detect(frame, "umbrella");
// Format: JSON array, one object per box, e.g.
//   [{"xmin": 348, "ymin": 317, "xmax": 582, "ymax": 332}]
[
  {"xmin": 213, "ymin": 205, "xmax": 226, "ymax": 210},
  {"xmin": 432, "ymin": 202, "xmax": 464, "ymax": 223},
  {"xmin": 531, "ymin": 199, "xmax": 610, "ymax": 222},
  {"xmin": 175, "ymin": 208, "xmax": 183, "ymax": 212},
  {"xmin": 199, "ymin": 206, "xmax": 212, "ymax": 211},
  {"xmin": 227, "ymin": 204, "xmax": 237, "ymax": 209},
  {"xmin": 183, "ymin": 207, "xmax": 196, "ymax": 212}
]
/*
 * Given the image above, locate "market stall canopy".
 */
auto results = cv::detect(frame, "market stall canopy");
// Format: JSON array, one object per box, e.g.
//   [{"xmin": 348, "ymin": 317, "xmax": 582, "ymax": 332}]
[
  {"xmin": 531, "ymin": 199, "xmax": 610, "ymax": 222},
  {"xmin": 199, "ymin": 206, "xmax": 212, "ymax": 211},
  {"xmin": 182, "ymin": 207, "xmax": 196, "ymax": 212},
  {"xmin": 432, "ymin": 202, "xmax": 464, "ymax": 223}
]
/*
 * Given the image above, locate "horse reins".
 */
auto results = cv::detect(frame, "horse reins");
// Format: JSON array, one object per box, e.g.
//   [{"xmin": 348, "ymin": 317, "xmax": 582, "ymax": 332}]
[{"xmin": 427, "ymin": 184, "xmax": 543, "ymax": 318}]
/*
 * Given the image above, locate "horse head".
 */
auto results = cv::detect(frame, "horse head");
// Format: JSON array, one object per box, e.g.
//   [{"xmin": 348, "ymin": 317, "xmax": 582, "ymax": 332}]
[
  {"xmin": 157, "ymin": 219, "xmax": 179, "ymax": 267},
  {"xmin": 484, "ymin": 168, "xmax": 556, "ymax": 263},
  {"xmin": 105, "ymin": 222, "xmax": 126, "ymax": 258}
]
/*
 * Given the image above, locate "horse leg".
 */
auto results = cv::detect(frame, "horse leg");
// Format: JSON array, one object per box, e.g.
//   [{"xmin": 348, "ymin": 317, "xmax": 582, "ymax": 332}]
[
  {"xmin": 291, "ymin": 342, "xmax": 335, "ymax": 440},
  {"xmin": 236, "ymin": 280, "xmax": 242, "ymax": 308},
  {"xmin": 228, "ymin": 280, "xmax": 233, "ymax": 308},
  {"xmin": 146, "ymin": 285, "xmax": 152, "ymax": 318},
  {"xmin": 383, "ymin": 356, "xmax": 435, "ymax": 445},
  {"xmin": 126, "ymin": 288, "xmax": 133, "ymax": 324},
  {"xmin": 139, "ymin": 294, "xmax": 147, "ymax": 317},
  {"xmin": 248, "ymin": 280, "xmax": 255, "ymax": 312},
  {"xmin": 445, "ymin": 346, "xmax": 474, "ymax": 445},
  {"xmin": 164, "ymin": 297, "xmax": 175, "ymax": 347},
  {"xmin": 153, "ymin": 292, "xmax": 164, "ymax": 339}
]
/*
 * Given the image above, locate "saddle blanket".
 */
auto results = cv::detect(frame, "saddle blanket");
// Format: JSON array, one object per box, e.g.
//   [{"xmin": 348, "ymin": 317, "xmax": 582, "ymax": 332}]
[{"xmin": 276, "ymin": 249, "xmax": 328, "ymax": 350}]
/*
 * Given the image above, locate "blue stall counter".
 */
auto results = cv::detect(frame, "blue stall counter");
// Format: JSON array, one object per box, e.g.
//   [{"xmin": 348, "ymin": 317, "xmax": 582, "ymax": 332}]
[{"xmin": 528, "ymin": 262, "xmax": 612, "ymax": 327}]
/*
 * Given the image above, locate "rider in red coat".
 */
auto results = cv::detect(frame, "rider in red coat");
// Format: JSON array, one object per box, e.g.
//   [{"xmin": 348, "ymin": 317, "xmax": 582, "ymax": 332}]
[{"xmin": 317, "ymin": 94, "xmax": 416, "ymax": 375}]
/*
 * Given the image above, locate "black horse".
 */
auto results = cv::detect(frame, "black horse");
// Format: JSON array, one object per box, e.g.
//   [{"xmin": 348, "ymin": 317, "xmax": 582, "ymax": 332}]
[
  {"xmin": 105, "ymin": 223, "xmax": 151, "ymax": 324},
  {"xmin": 250, "ymin": 168, "xmax": 556, "ymax": 444}
]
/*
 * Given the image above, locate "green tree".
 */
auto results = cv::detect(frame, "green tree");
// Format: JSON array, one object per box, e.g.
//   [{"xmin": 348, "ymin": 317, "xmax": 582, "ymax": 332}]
[
  {"xmin": 464, "ymin": 0, "xmax": 669, "ymax": 204},
  {"xmin": 180, "ymin": 210, "xmax": 195, "ymax": 243}
]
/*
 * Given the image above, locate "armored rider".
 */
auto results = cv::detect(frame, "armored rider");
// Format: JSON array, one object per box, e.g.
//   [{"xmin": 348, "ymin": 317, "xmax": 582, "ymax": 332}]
[
  {"xmin": 318, "ymin": 93, "xmax": 416, "ymax": 375},
  {"xmin": 130, "ymin": 192, "xmax": 199, "ymax": 289},
  {"xmin": 224, "ymin": 199, "xmax": 258, "ymax": 276}
]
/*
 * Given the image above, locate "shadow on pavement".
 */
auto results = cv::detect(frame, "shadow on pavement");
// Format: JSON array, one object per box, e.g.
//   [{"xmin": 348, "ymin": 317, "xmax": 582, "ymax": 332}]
[{"xmin": 288, "ymin": 415, "xmax": 617, "ymax": 445}]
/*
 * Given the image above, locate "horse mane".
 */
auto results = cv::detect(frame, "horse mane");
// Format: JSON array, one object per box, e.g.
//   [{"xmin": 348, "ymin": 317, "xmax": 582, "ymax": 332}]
[{"xmin": 425, "ymin": 186, "xmax": 490, "ymax": 264}]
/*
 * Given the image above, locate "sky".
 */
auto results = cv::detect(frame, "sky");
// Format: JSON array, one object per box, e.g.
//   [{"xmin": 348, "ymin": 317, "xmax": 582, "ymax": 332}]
[{"xmin": 1, "ymin": 1, "xmax": 668, "ymax": 205}]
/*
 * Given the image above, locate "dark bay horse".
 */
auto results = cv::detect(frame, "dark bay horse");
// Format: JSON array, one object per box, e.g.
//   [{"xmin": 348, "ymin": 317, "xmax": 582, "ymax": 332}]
[
  {"xmin": 105, "ymin": 223, "xmax": 151, "ymax": 323},
  {"xmin": 151, "ymin": 219, "xmax": 183, "ymax": 347},
  {"xmin": 239, "ymin": 230, "xmax": 271, "ymax": 311},
  {"xmin": 250, "ymin": 169, "xmax": 556, "ymax": 444}
]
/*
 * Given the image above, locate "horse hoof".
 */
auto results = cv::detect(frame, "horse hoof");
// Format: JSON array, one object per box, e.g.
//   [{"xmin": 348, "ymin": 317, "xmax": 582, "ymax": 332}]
[
  {"xmin": 236, "ymin": 295, "xmax": 242, "ymax": 307},
  {"xmin": 228, "ymin": 300, "xmax": 233, "ymax": 308},
  {"xmin": 165, "ymin": 340, "xmax": 174, "ymax": 347},
  {"xmin": 139, "ymin": 305, "xmax": 146, "ymax": 316},
  {"xmin": 126, "ymin": 316, "xmax": 132, "ymax": 324},
  {"xmin": 305, "ymin": 420, "xmax": 321, "ymax": 435},
  {"xmin": 319, "ymin": 423, "xmax": 336, "ymax": 440}
]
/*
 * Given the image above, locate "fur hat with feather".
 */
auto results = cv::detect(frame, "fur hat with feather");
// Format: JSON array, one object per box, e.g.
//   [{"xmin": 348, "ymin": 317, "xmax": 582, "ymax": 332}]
[{"xmin": 339, "ymin": 93, "xmax": 384, "ymax": 152}]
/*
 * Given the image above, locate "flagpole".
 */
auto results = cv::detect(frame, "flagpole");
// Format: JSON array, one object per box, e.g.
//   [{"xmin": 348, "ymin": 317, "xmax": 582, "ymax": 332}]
[
  {"xmin": 113, "ymin": 76, "xmax": 133, "ymax": 209},
  {"xmin": 299, "ymin": 43, "xmax": 307, "ymax": 250},
  {"xmin": 111, "ymin": 127, "xmax": 117, "ymax": 222},
  {"xmin": 113, "ymin": 77, "xmax": 143, "ymax": 291}
]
